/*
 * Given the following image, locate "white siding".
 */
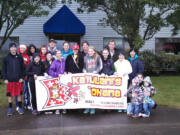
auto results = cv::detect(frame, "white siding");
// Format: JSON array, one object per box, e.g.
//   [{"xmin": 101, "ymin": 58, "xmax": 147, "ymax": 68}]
[{"xmin": 1, "ymin": 0, "xmax": 180, "ymax": 51}]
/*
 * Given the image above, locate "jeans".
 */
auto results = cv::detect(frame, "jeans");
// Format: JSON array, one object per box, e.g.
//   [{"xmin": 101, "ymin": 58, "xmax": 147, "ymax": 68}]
[
  {"xmin": 128, "ymin": 103, "xmax": 141, "ymax": 115},
  {"xmin": 143, "ymin": 100, "xmax": 155, "ymax": 116}
]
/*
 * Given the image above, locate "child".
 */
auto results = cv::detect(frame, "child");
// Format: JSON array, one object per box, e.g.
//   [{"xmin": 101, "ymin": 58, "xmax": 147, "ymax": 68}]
[
  {"xmin": 2, "ymin": 43, "xmax": 25, "ymax": 116},
  {"xmin": 83, "ymin": 46, "xmax": 103, "ymax": 115},
  {"xmin": 28, "ymin": 44, "xmax": 37, "ymax": 61},
  {"xmin": 26, "ymin": 53, "xmax": 45, "ymax": 115},
  {"xmin": 18, "ymin": 44, "xmax": 31, "ymax": 110},
  {"xmin": 141, "ymin": 76, "xmax": 156, "ymax": 117},
  {"xmin": 48, "ymin": 50, "xmax": 66, "ymax": 114},
  {"xmin": 65, "ymin": 44, "xmax": 84, "ymax": 74},
  {"xmin": 40, "ymin": 45, "xmax": 48, "ymax": 62},
  {"xmin": 61, "ymin": 41, "xmax": 73, "ymax": 60},
  {"xmin": 100, "ymin": 48, "xmax": 115, "ymax": 76},
  {"xmin": 127, "ymin": 77, "xmax": 143, "ymax": 118},
  {"xmin": 43, "ymin": 52, "xmax": 54, "ymax": 75},
  {"xmin": 114, "ymin": 50, "xmax": 132, "ymax": 112}
]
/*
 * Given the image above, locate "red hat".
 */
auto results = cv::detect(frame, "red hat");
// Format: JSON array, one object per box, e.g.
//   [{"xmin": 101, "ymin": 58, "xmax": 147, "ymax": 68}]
[{"xmin": 72, "ymin": 44, "xmax": 80, "ymax": 50}]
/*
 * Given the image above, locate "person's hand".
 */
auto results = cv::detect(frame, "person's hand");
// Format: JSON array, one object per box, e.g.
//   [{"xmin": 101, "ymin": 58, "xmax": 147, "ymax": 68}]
[
  {"xmin": 19, "ymin": 78, "xmax": 23, "ymax": 83},
  {"xmin": 4, "ymin": 80, "xmax": 8, "ymax": 84},
  {"xmin": 132, "ymin": 93, "xmax": 138, "ymax": 98},
  {"xmin": 34, "ymin": 74, "xmax": 38, "ymax": 80},
  {"xmin": 93, "ymin": 71, "xmax": 97, "ymax": 74},
  {"xmin": 144, "ymin": 91, "xmax": 150, "ymax": 97}
]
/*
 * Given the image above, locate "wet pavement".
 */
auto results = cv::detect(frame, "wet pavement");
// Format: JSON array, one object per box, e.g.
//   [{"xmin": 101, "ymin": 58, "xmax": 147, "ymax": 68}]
[{"xmin": 0, "ymin": 106, "xmax": 180, "ymax": 135}]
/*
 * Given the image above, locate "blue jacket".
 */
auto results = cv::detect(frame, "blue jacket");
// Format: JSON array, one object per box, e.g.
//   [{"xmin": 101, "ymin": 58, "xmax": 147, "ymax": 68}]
[
  {"xmin": 2, "ymin": 53, "xmax": 25, "ymax": 82},
  {"xmin": 100, "ymin": 58, "xmax": 115, "ymax": 75},
  {"xmin": 128, "ymin": 55, "xmax": 144, "ymax": 80}
]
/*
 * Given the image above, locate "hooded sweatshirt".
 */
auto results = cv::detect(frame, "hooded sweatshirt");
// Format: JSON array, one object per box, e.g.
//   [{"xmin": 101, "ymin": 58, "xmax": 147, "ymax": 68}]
[
  {"xmin": 18, "ymin": 47, "xmax": 30, "ymax": 68},
  {"xmin": 48, "ymin": 57, "xmax": 65, "ymax": 77}
]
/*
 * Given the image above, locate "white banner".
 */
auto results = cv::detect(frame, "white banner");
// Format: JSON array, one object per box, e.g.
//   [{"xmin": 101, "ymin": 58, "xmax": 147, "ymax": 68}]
[{"xmin": 36, "ymin": 73, "xmax": 128, "ymax": 111}]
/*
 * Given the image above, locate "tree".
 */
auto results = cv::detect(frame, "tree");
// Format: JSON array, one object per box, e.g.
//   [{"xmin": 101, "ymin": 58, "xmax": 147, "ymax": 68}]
[
  {"xmin": 0, "ymin": 0, "xmax": 57, "ymax": 50},
  {"xmin": 62, "ymin": 0, "xmax": 180, "ymax": 50}
]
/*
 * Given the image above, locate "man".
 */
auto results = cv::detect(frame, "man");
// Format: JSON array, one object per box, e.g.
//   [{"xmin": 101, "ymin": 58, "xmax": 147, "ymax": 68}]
[
  {"xmin": 106, "ymin": 40, "xmax": 119, "ymax": 62},
  {"xmin": 48, "ymin": 39, "xmax": 57, "ymax": 56}
]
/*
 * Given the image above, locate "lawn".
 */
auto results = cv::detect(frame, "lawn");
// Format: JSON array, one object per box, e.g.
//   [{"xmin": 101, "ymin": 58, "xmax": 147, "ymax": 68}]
[{"xmin": 0, "ymin": 76, "xmax": 180, "ymax": 108}]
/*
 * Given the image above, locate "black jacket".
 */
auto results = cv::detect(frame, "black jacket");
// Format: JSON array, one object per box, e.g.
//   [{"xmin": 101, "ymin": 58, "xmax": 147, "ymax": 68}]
[
  {"xmin": 106, "ymin": 46, "xmax": 120, "ymax": 62},
  {"xmin": 26, "ymin": 61, "xmax": 45, "ymax": 82},
  {"xmin": 100, "ymin": 58, "xmax": 115, "ymax": 75},
  {"xmin": 65, "ymin": 54, "xmax": 84, "ymax": 73},
  {"xmin": 2, "ymin": 53, "xmax": 25, "ymax": 82}
]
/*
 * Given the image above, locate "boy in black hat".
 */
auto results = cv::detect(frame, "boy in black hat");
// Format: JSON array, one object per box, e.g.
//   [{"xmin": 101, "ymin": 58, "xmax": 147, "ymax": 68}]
[{"xmin": 2, "ymin": 43, "xmax": 25, "ymax": 116}]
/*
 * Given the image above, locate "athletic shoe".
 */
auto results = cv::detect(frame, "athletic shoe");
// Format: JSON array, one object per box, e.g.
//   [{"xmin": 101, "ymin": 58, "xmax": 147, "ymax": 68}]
[
  {"xmin": 32, "ymin": 110, "xmax": 39, "ymax": 115},
  {"xmin": 55, "ymin": 110, "xmax": 60, "ymax": 115},
  {"xmin": 62, "ymin": 109, "xmax": 67, "ymax": 114},
  {"xmin": 17, "ymin": 108, "xmax": 24, "ymax": 115},
  {"xmin": 132, "ymin": 115, "xmax": 140, "ymax": 118},
  {"xmin": 90, "ymin": 109, "xmax": 95, "ymax": 115},
  {"xmin": 141, "ymin": 113, "xmax": 150, "ymax": 118},
  {"xmin": 16, "ymin": 106, "xmax": 19, "ymax": 111},
  {"xmin": 7, "ymin": 108, "xmax": 13, "ymax": 116},
  {"xmin": 27, "ymin": 105, "xmax": 32, "ymax": 110},
  {"xmin": 117, "ymin": 109, "xmax": 122, "ymax": 113},
  {"xmin": 83, "ymin": 109, "xmax": 89, "ymax": 114}
]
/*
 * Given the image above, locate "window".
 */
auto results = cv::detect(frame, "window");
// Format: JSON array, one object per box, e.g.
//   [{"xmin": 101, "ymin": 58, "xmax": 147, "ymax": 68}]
[{"xmin": 155, "ymin": 38, "xmax": 180, "ymax": 55}]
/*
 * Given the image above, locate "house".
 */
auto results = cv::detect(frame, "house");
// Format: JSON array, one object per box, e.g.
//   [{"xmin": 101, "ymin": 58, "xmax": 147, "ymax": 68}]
[{"xmin": 0, "ymin": 1, "xmax": 180, "ymax": 54}]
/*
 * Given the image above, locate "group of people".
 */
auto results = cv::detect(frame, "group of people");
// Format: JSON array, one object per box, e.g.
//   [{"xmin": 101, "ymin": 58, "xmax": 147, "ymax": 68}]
[{"xmin": 2, "ymin": 39, "xmax": 156, "ymax": 118}]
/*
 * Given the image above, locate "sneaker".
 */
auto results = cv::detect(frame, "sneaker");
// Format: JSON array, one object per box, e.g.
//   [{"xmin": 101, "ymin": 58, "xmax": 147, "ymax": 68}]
[
  {"xmin": 90, "ymin": 109, "xmax": 95, "ymax": 115},
  {"xmin": 83, "ymin": 109, "xmax": 89, "ymax": 114},
  {"xmin": 16, "ymin": 106, "xmax": 19, "ymax": 111},
  {"xmin": 127, "ymin": 113, "xmax": 133, "ymax": 117},
  {"xmin": 132, "ymin": 115, "xmax": 140, "ymax": 118},
  {"xmin": 138, "ymin": 113, "xmax": 143, "ymax": 117},
  {"xmin": 117, "ymin": 109, "xmax": 122, "ymax": 113},
  {"xmin": 27, "ymin": 105, "xmax": 32, "ymax": 110},
  {"xmin": 45, "ymin": 111, "xmax": 53, "ymax": 115},
  {"xmin": 32, "ymin": 110, "xmax": 39, "ymax": 115},
  {"xmin": 62, "ymin": 109, "xmax": 67, "ymax": 114},
  {"xmin": 18, "ymin": 108, "xmax": 24, "ymax": 115},
  {"xmin": 55, "ymin": 110, "xmax": 60, "ymax": 115},
  {"xmin": 7, "ymin": 108, "xmax": 13, "ymax": 116},
  {"xmin": 141, "ymin": 113, "xmax": 150, "ymax": 118}
]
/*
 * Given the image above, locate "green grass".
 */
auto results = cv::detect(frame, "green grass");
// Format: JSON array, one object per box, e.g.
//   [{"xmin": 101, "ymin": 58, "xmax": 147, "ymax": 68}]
[
  {"xmin": 0, "ymin": 76, "xmax": 180, "ymax": 108},
  {"xmin": 152, "ymin": 76, "xmax": 180, "ymax": 108}
]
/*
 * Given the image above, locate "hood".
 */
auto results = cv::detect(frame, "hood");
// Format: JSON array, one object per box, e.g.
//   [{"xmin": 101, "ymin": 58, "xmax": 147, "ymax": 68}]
[
  {"xmin": 18, "ymin": 47, "xmax": 28, "ymax": 55},
  {"xmin": 129, "ymin": 54, "xmax": 138, "ymax": 61}
]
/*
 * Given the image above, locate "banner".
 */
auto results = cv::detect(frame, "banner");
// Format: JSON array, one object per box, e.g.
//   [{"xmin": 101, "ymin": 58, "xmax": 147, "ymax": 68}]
[{"xmin": 36, "ymin": 73, "xmax": 128, "ymax": 111}]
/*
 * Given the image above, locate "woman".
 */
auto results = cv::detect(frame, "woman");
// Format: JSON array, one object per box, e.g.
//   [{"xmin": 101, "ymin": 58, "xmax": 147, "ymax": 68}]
[
  {"xmin": 28, "ymin": 44, "xmax": 37, "ymax": 61},
  {"xmin": 83, "ymin": 46, "xmax": 103, "ymax": 115}
]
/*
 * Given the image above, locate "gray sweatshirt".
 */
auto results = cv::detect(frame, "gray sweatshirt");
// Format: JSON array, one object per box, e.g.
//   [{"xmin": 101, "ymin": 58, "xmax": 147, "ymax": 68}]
[{"xmin": 83, "ymin": 55, "xmax": 103, "ymax": 73}]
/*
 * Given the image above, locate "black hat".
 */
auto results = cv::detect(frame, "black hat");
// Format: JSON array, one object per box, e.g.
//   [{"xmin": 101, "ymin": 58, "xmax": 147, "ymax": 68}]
[
  {"xmin": 33, "ymin": 53, "xmax": 40, "ymax": 59},
  {"xmin": 118, "ymin": 50, "xmax": 125, "ymax": 56},
  {"xmin": 49, "ymin": 39, "xmax": 57, "ymax": 43},
  {"xmin": 9, "ymin": 43, "xmax": 17, "ymax": 49}
]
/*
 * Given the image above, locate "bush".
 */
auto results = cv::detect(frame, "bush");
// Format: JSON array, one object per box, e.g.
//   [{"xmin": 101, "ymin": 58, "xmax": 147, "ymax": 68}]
[
  {"xmin": 139, "ymin": 50, "xmax": 162, "ymax": 75},
  {"xmin": 139, "ymin": 50, "xmax": 180, "ymax": 75}
]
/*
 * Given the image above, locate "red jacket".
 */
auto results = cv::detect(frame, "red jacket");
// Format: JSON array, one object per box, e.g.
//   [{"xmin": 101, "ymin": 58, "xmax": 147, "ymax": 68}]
[
  {"xmin": 18, "ymin": 48, "xmax": 30, "ymax": 68},
  {"xmin": 40, "ymin": 47, "xmax": 48, "ymax": 62}
]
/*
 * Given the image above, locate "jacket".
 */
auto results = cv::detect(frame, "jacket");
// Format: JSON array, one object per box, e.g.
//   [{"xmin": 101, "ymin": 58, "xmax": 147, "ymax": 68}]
[
  {"xmin": 61, "ymin": 49, "xmax": 73, "ymax": 60},
  {"xmin": 2, "ymin": 53, "xmax": 25, "ymax": 82},
  {"xmin": 40, "ymin": 47, "xmax": 48, "ymax": 62},
  {"xmin": 18, "ymin": 47, "xmax": 30, "ymax": 68},
  {"xmin": 83, "ymin": 55, "xmax": 103, "ymax": 73},
  {"xmin": 65, "ymin": 54, "xmax": 84, "ymax": 73},
  {"xmin": 43, "ymin": 58, "xmax": 54, "ymax": 73},
  {"xmin": 106, "ymin": 46, "xmax": 120, "ymax": 62},
  {"xmin": 100, "ymin": 58, "xmax": 115, "ymax": 75},
  {"xmin": 26, "ymin": 53, "xmax": 45, "ymax": 82},
  {"xmin": 128, "ymin": 55, "xmax": 144, "ymax": 80},
  {"xmin": 48, "ymin": 58, "xmax": 65, "ymax": 77}
]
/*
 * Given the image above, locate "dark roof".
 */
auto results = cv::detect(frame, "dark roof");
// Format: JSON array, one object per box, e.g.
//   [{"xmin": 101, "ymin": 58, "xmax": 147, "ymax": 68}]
[{"xmin": 43, "ymin": 5, "xmax": 85, "ymax": 35}]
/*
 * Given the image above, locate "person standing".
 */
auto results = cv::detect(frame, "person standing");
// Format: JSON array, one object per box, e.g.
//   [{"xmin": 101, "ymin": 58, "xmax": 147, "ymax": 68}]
[
  {"xmin": 83, "ymin": 46, "xmax": 103, "ymax": 115},
  {"xmin": 61, "ymin": 41, "xmax": 73, "ymax": 60},
  {"xmin": 81, "ymin": 41, "xmax": 89, "ymax": 58},
  {"xmin": 40, "ymin": 45, "xmax": 48, "ymax": 62},
  {"xmin": 48, "ymin": 39, "xmax": 57, "ymax": 56},
  {"xmin": 2, "ymin": 43, "xmax": 25, "ymax": 116},
  {"xmin": 128, "ymin": 49, "xmax": 144, "ymax": 84},
  {"xmin": 114, "ymin": 50, "xmax": 132, "ymax": 113},
  {"xmin": 106, "ymin": 40, "xmax": 119, "ymax": 62}
]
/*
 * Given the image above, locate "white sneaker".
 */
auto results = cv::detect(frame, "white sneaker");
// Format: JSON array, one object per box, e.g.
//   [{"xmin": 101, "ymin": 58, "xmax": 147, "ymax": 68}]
[
  {"xmin": 138, "ymin": 113, "xmax": 143, "ymax": 117},
  {"xmin": 16, "ymin": 107, "xmax": 19, "ymax": 111},
  {"xmin": 55, "ymin": 110, "xmax": 60, "ymax": 115},
  {"xmin": 27, "ymin": 105, "xmax": 32, "ymax": 110},
  {"xmin": 141, "ymin": 113, "xmax": 150, "ymax": 118}
]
